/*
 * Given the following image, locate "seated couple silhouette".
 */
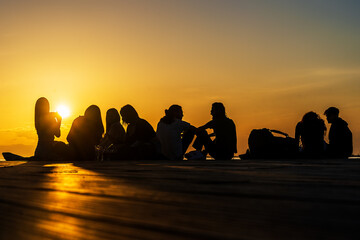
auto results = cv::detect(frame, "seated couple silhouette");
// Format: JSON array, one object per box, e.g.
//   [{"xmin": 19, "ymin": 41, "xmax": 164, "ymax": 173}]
[
  {"xmin": 296, "ymin": 108, "xmax": 352, "ymax": 159},
  {"xmin": 156, "ymin": 103, "xmax": 237, "ymax": 161}
]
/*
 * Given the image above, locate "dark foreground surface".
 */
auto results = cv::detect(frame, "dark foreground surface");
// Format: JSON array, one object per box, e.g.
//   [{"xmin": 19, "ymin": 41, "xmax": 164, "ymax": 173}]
[{"xmin": 1, "ymin": 159, "xmax": 360, "ymax": 240}]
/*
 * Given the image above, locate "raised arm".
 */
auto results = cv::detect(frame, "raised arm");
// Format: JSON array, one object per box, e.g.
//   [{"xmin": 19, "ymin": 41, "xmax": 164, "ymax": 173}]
[{"xmin": 197, "ymin": 120, "xmax": 213, "ymax": 132}]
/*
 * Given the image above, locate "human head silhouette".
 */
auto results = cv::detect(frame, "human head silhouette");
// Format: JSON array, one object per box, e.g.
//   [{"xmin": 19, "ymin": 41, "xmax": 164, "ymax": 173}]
[
  {"xmin": 106, "ymin": 108, "xmax": 120, "ymax": 131},
  {"xmin": 211, "ymin": 102, "xmax": 226, "ymax": 120},
  {"xmin": 166, "ymin": 105, "xmax": 183, "ymax": 120},
  {"xmin": 84, "ymin": 105, "xmax": 104, "ymax": 135},
  {"xmin": 302, "ymin": 111, "xmax": 319, "ymax": 122},
  {"xmin": 35, "ymin": 97, "xmax": 50, "ymax": 114},
  {"xmin": 85, "ymin": 105, "xmax": 101, "ymax": 122},
  {"xmin": 120, "ymin": 105, "xmax": 139, "ymax": 124},
  {"xmin": 324, "ymin": 107, "xmax": 339, "ymax": 124},
  {"xmin": 35, "ymin": 97, "xmax": 50, "ymax": 130}
]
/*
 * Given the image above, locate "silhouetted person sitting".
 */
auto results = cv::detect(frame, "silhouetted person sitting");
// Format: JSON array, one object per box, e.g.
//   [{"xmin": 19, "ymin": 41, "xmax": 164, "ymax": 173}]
[
  {"xmin": 295, "ymin": 111, "xmax": 326, "ymax": 158},
  {"xmin": 193, "ymin": 102, "xmax": 237, "ymax": 160},
  {"xmin": 120, "ymin": 104, "xmax": 158, "ymax": 160},
  {"xmin": 156, "ymin": 105, "xmax": 196, "ymax": 160},
  {"xmin": 98, "ymin": 108, "xmax": 126, "ymax": 160},
  {"xmin": 324, "ymin": 107, "xmax": 353, "ymax": 158},
  {"xmin": 100, "ymin": 108, "xmax": 126, "ymax": 149},
  {"xmin": 67, "ymin": 105, "xmax": 104, "ymax": 161},
  {"xmin": 34, "ymin": 97, "xmax": 68, "ymax": 161}
]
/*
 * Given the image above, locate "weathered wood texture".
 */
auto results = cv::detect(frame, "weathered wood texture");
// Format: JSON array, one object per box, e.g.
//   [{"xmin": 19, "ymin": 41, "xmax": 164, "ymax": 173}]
[{"xmin": 1, "ymin": 159, "xmax": 360, "ymax": 240}]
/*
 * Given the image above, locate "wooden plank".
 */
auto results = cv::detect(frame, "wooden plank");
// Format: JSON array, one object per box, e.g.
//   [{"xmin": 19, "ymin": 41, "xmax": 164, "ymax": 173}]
[{"xmin": 1, "ymin": 159, "xmax": 360, "ymax": 239}]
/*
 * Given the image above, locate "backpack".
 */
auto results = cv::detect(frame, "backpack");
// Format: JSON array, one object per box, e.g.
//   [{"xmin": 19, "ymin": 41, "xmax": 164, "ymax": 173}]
[{"xmin": 247, "ymin": 128, "xmax": 298, "ymax": 159}]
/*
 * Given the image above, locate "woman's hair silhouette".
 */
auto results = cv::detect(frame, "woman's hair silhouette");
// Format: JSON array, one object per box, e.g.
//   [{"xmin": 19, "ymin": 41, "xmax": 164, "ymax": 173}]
[
  {"xmin": 106, "ymin": 108, "xmax": 121, "ymax": 132},
  {"xmin": 34, "ymin": 97, "xmax": 66, "ymax": 160},
  {"xmin": 85, "ymin": 105, "xmax": 104, "ymax": 138},
  {"xmin": 120, "ymin": 104, "xmax": 139, "ymax": 124}
]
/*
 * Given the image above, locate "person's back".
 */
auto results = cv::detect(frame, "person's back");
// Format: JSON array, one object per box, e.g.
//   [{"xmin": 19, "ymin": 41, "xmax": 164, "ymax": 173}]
[
  {"xmin": 67, "ymin": 105, "xmax": 104, "ymax": 161},
  {"xmin": 156, "ymin": 105, "xmax": 194, "ymax": 160},
  {"xmin": 157, "ymin": 119, "xmax": 191, "ymax": 160},
  {"xmin": 67, "ymin": 116, "xmax": 93, "ymax": 160},
  {"xmin": 125, "ymin": 118, "xmax": 156, "ymax": 146}
]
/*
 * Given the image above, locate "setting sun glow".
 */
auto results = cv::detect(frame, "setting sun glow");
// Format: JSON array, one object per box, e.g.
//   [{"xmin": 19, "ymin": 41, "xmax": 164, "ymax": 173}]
[
  {"xmin": 0, "ymin": 1, "xmax": 360, "ymax": 157},
  {"xmin": 56, "ymin": 105, "xmax": 70, "ymax": 119}
]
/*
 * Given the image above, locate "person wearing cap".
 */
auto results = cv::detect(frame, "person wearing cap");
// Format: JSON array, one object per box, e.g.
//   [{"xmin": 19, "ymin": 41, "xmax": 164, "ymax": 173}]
[{"xmin": 324, "ymin": 107, "xmax": 352, "ymax": 158}]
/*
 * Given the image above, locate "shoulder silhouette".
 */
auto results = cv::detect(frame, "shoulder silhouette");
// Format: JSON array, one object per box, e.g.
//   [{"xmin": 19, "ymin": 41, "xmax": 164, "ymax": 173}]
[{"xmin": 324, "ymin": 107, "xmax": 352, "ymax": 158}]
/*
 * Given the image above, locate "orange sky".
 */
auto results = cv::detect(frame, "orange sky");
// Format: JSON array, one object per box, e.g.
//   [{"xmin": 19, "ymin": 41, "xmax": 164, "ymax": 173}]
[{"xmin": 1, "ymin": 1, "xmax": 360, "ymax": 157}]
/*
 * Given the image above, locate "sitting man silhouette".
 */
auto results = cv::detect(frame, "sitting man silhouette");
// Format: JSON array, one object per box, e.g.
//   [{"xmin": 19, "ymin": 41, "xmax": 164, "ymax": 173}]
[
  {"xmin": 192, "ymin": 102, "xmax": 237, "ymax": 160},
  {"xmin": 324, "ymin": 107, "xmax": 352, "ymax": 158}
]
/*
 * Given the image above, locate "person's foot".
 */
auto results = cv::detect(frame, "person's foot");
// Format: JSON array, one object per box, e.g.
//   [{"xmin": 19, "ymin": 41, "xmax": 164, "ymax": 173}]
[
  {"xmin": 200, "ymin": 150, "xmax": 208, "ymax": 160},
  {"xmin": 2, "ymin": 152, "xmax": 26, "ymax": 161},
  {"xmin": 185, "ymin": 150, "xmax": 206, "ymax": 160}
]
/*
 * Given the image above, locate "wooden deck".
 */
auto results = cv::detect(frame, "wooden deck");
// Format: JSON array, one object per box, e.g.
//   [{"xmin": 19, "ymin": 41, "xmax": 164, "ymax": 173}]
[{"xmin": 1, "ymin": 159, "xmax": 360, "ymax": 240}]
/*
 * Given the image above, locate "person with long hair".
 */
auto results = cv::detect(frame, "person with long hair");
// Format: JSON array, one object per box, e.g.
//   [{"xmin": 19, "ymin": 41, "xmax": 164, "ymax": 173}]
[
  {"xmin": 120, "ymin": 104, "xmax": 158, "ymax": 160},
  {"xmin": 192, "ymin": 102, "xmax": 237, "ymax": 160},
  {"xmin": 156, "ymin": 105, "xmax": 195, "ymax": 160},
  {"xmin": 100, "ymin": 108, "xmax": 125, "ymax": 148},
  {"xmin": 34, "ymin": 97, "xmax": 67, "ymax": 160},
  {"xmin": 98, "ymin": 108, "xmax": 126, "ymax": 160},
  {"xmin": 295, "ymin": 111, "xmax": 327, "ymax": 158},
  {"xmin": 67, "ymin": 105, "xmax": 104, "ymax": 161}
]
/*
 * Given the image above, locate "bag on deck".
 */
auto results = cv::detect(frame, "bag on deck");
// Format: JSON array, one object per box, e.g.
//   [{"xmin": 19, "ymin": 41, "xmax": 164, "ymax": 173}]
[{"xmin": 247, "ymin": 128, "xmax": 298, "ymax": 159}]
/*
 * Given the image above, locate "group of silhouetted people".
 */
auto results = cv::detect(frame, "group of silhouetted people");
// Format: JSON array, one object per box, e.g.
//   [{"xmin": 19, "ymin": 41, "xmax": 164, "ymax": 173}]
[
  {"xmin": 295, "ymin": 108, "xmax": 352, "ymax": 159},
  {"xmin": 33, "ymin": 97, "xmax": 238, "ymax": 161},
  {"xmin": 31, "ymin": 97, "xmax": 352, "ymax": 161}
]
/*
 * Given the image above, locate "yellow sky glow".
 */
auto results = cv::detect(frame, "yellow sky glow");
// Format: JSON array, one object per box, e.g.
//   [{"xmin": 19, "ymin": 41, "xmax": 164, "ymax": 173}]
[{"xmin": 1, "ymin": 1, "xmax": 360, "ymax": 157}]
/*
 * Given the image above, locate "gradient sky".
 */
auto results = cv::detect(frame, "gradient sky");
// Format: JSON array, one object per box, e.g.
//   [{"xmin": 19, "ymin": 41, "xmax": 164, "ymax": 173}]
[{"xmin": 1, "ymin": 0, "xmax": 360, "ymax": 157}]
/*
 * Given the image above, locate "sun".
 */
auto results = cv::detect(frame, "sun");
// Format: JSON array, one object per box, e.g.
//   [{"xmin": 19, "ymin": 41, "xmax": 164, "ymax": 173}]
[{"xmin": 56, "ymin": 105, "xmax": 71, "ymax": 119}]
